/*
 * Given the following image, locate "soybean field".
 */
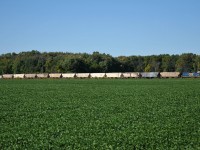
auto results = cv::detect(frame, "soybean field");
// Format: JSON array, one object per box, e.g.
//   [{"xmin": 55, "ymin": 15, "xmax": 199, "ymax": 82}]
[{"xmin": 0, "ymin": 79, "xmax": 200, "ymax": 149}]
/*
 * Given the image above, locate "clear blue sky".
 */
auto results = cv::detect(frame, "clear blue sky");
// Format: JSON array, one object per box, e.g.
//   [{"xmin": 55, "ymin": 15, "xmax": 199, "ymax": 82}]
[{"xmin": 0, "ymin": 0, "xmax": 200, "ymax": 56}]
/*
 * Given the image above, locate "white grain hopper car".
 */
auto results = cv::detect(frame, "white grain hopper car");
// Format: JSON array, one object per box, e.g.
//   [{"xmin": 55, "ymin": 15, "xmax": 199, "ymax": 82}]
[
  {"xmin": 106, "ymin": 73, "xmax": 122, "ymax": 78},
  {"xmin": 13, "ymin": 74, "xmax": 25, "ymax": 79},
  {"xmin": 36, "ymin": 73, "xmax": 49, "ymax": 78},
  {"xmin": 141, "ymin": 72, "xmax": 159, "ymax": 78},
  {"xmin": 75, "ymin": 73, "xmax": 90, "ymax": 78},
  {"xmin": 160, "ymin": 72, "xmax": 180, "ymax": 78},
  {"xmin": 2, "ymin": 74, "xmax": 13, "ymax": 79},
  {"xmin": 90, "ymin": 73, "xmax": 106, "ymax": 78},
  {"xmin": 25, "ymin": 74, "xmax": 37, "ymax": 78},
  {"xmin": 62, "ymin": 73, "xmax": 76, "ymax": 78},
  {"xmin": 122, "ymin": 72, "xmax": 139, "ymax": 78},
  {"xmin": 49, "ymin": 73, "xmax": 62, "ymax": 78}
]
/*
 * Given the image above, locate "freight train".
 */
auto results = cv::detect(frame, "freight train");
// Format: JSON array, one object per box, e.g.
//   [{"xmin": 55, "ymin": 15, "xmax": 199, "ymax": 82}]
[{"xmin": 0, "ymin": 72, "xmax": 199, "ymax": 79}]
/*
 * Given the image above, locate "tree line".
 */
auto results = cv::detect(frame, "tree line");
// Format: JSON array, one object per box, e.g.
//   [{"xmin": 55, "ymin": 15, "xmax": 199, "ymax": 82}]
[{"xmin": 0, "ymin": 50, "xmax": 200, "ymax": 74}]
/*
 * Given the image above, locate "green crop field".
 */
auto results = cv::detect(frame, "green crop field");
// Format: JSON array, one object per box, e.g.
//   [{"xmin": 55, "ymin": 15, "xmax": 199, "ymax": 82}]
[{"xmin": 0, "ymin": 79, "xmax": 200, "ymax": 149}]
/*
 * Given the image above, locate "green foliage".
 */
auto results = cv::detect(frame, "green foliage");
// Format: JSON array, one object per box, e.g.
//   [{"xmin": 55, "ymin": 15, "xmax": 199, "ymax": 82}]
[
  {"xmin": 194, "ymin": 55, "xmax": 200, "ymax": 72},
  {"xmin": 176, "ymin": 53, "xmax": 196, "ymax": 72},
  {"xmin": 0, "ymin": 79, "xmax": 200, "ymax": 149},
  {"xmin": 144, "ymin": 64, "xmax": 151, "ymax": 72},
  {"xmin": 0, "ymin": 51, "xmax": 199, "ymax": 74}
]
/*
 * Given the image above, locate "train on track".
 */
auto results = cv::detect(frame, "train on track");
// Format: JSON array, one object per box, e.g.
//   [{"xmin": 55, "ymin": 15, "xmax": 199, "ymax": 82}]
[{"xmin": 0, "ymin": 72, "xmax": 200, "ymax": 79}]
